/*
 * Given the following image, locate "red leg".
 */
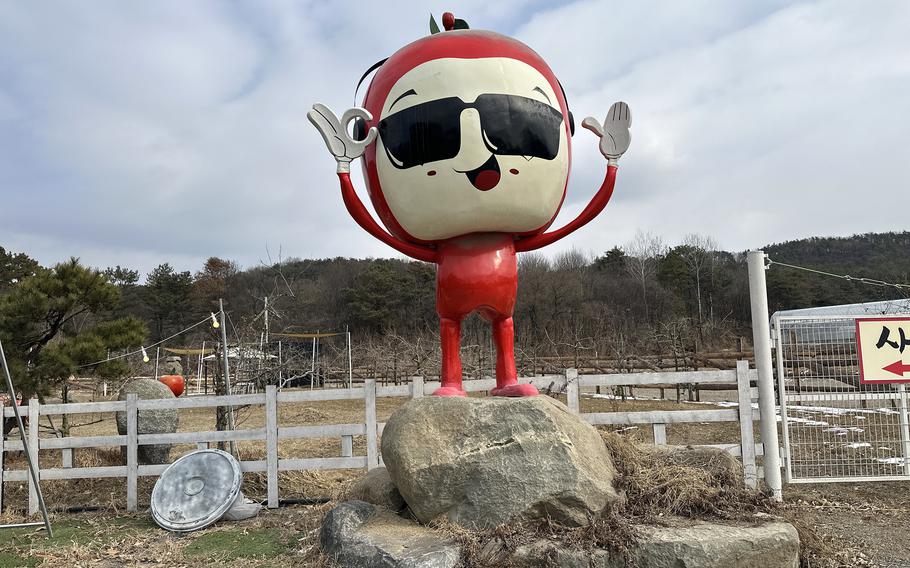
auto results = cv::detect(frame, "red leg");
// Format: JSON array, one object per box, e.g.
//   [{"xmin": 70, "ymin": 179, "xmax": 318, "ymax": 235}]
[
  {"xmin": 490, "ymin": 317, "xmax": 538, "ymax": 397},
  {"xmin": 434, "ymin": 317, "xmax": 467, "ymax": 397}
]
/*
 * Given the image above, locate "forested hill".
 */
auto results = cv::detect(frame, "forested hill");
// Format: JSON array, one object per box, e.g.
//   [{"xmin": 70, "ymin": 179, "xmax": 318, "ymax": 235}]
[{"xmin": 763, "ymin": 232, "xmax": 910, "ymax": 310}]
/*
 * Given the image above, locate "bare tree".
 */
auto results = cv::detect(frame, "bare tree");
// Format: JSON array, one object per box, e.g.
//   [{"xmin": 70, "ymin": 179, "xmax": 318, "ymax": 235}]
[
  {"xmin": 624, "ymin": 230, "xmax": 665, "ymax": 322},
  {"xmin": 680, "ymin": 233, "xmax": 718, "ymax": 323}
]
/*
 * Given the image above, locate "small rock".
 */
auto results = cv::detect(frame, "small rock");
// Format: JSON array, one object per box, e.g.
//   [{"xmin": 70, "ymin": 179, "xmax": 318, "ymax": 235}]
[
  {"xmin": 321, "ymin": 500, "xmax": 460, "ymax": 568},
  {"xmin": 381, "ymin": 396, "xmax": 621, "ymax": 529},
  {"xmin": 115, "ymin": 378, "xmax": 178, "ymax": 465},
  {"xmin": 346, "ymin": 467, "xmax": 406, "ymax": 512}
]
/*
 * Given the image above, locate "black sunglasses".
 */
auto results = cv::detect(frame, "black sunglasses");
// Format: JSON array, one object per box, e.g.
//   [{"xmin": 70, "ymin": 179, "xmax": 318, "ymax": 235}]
[{"xmin": 375, "ymin": 94, "xmax": 565, "ymax": 169}]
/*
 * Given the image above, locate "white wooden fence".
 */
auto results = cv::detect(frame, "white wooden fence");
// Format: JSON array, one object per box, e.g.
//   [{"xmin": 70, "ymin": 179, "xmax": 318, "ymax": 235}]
[{"xmin": 1, "ymin": 361, "xmax": 767, "ymax": 515}]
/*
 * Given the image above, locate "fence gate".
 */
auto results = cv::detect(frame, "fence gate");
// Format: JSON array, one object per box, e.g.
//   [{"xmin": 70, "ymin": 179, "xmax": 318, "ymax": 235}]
[{"xmin": 774, "ymin": 314, "xmax": 910, "ymax": 483}]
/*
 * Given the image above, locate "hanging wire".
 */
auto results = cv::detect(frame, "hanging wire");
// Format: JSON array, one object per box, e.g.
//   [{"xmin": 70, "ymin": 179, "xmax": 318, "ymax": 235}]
[
  {"xmin": 768, "ymin": 258, "xmax": 910, "ymax": 292},
  {"xmin": 76, "ymin": 315, "xmax": 214, "ymax": 369}
]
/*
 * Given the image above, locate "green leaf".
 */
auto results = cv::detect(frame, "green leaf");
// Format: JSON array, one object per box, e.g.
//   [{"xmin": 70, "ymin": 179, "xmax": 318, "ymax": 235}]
[
  {"xmin": 429, "ymin": 14, "xmax": 440, "ymax": 34},
  {"xmin": 453, "ymin": 18, "xmax": 470, "ymax": 30}
]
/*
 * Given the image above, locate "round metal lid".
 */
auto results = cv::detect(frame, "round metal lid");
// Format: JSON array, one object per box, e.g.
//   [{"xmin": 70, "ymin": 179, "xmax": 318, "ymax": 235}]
[{"xmin": 150, "ymin": 449, "xmax": 242, "ymax": 533}]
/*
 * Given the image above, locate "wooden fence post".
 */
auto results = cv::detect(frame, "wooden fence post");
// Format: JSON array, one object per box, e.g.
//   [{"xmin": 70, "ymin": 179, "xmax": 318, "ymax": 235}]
[
  {"xmin": 652, "ymin": 423, "xmax": 667, "ymax": 445},
  {"xmin": 365, "ymin": 379, "xmax": 378, "ymax": 469},
  {"xmin": 62, "ymin": 448, "xmax": 73, "ymax": 469},
  {"xmin": 736, "ymin": 360, "xmax": 758, "ymax": 488},
  {"xmin": 341, "ymin": 436, "xmax": 353, "ymax": 457},
  {"xmin": 565, "ymin": 368, "xmax": 579, "ymax": 413},
  {"xmin": 265, "ymin": 386, "xmax": 279, "ymax": 509},
  {"xmin": 411, "ymin": 376, "xmax": 424, "ymax": 399},
  {"xmin": 27, "ymin": 400, "xmax": 39, "ymax": 516},
  {"xmin": 126, "ymin": 393, "xmax": 138, "ymax": 512}
]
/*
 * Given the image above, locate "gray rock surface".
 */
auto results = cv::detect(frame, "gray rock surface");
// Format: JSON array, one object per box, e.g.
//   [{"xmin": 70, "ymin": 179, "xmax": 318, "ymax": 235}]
[
  {"xmin": 380, "ymin": 396, "xmax": 620, "ymax": 529},
  {"xmin": 347, "ymin": 467, "xmax": 406, "ymax": 512},
  {"xmin": 116, "ymin": 378, "xmax": 178, "ymax": 465},
  {"xmin": 511, "ymin": 519, "xmax": 800, "ymax": 568},
  {"xmin": 320, "ymin": 500, "xmax": 460, "ymax": 568}
]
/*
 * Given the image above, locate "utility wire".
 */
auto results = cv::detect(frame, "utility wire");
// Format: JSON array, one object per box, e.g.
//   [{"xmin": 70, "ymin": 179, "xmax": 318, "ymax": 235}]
[
  {"xmin": 76, "ymin": 315, "xmax": 214, "ymax": 369},
  {"xmin": 768, "ymin": 258, "xmax": 910, "ymax": 292}
]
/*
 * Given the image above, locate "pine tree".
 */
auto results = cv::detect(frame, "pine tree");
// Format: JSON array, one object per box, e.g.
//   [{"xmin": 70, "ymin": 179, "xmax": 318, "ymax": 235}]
[{"xmin": 0, "ymin": 258, "xmax": 147, "ymax": 401}]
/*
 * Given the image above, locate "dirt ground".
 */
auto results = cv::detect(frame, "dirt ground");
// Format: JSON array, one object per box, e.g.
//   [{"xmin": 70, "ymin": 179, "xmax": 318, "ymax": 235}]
[{"xmin": 1, "ymin": 387, "xmax": 908, "ymax": 567}]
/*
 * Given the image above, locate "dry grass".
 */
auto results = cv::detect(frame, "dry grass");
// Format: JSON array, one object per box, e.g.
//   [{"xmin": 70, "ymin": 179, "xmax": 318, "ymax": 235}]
[{"xmin": 600, "ymin": 430, "xmax": 773, "ymax": 521}]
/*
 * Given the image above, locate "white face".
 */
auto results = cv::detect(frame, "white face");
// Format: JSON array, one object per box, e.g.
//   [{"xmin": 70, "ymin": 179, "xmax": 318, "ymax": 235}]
[{"xmin": 374, "ymin": 57, "xmax": 570, "ymax": 241}]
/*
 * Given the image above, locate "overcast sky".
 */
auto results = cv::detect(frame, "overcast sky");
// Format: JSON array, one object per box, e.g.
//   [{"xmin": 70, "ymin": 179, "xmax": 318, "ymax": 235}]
[{"xmin": 1, "ymin": 1, "xmax": 908, "ymax": 275}]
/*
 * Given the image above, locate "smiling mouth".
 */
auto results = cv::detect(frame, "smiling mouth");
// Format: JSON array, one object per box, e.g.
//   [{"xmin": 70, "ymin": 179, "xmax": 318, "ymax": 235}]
[{"xmin": 457, "ymin": 155, "xmax": 501, "ymax": 191}]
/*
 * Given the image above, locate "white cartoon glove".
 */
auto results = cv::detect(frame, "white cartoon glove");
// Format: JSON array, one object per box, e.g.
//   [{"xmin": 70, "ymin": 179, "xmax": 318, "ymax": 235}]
[
  {"xmin": 582, "ymin": 101, "xmax": 632, "ymax": 165},
  {"xmin": 307, "ymin": 104, "xmax": 378, "ymax": 173}
]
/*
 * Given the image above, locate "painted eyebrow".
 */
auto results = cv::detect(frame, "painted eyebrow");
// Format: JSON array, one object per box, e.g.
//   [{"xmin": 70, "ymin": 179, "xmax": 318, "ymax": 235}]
[
  {"xmin": 389, "ymin": 89, "xmax": 418, "ymax": 111},
  {"xmin": 532, "ymin": 86, "xmax": 551, "ymax": 103}
]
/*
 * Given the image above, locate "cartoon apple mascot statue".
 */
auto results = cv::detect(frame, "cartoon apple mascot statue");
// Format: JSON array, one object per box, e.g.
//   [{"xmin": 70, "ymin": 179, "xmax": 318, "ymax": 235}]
[{"xmin": 309, "ymin": 13, "xmax": 631, "ymax": 397}]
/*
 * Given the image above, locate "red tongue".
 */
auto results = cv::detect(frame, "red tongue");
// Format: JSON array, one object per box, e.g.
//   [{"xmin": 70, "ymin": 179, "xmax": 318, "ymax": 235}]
[{"xmin": 472, "ymin": 169, "xmax": 501, "ymax": 191}]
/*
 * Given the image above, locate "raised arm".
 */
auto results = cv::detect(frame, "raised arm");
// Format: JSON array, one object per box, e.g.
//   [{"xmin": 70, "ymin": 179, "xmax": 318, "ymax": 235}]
[
  {"xmin": 308, "ymin": 104, "xmax": 438, "ymax": 264},
  {"xmin": 515, "ymin": 102, "xmax": 631, "ymax": 253}
]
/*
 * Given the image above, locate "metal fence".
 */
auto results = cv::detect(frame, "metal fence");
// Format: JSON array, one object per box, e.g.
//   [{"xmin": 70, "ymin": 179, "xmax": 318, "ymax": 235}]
[
  {"xmin": 774, "ymin": 315, "xmax": 910, "ymax": 482},
  {"xmin": 2, "ymin": 363, "xmax": 768, "ymax": 515}
]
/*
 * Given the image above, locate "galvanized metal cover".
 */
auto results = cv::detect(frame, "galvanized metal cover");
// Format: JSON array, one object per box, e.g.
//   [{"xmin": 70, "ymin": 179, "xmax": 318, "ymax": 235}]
[{"xmin": 150, "ymin": 449, "xmax": 242, "ymax": 532}]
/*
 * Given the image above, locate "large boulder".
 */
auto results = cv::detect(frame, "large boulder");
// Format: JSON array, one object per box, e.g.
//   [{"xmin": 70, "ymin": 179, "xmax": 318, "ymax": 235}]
[
  {"xmin": 321, "ymin": 500, "xmax": 460, "ymax": 568},
  {"xmin": 380, "ymin": 396, "xmax": 621, "ymax": 529},
  {"xmin": 511, "ymin": 519, "xmax": 800, "ymax": 568},
  {"xmin": 116, "ymin": 378, "xmax": 178, "ymax": 465}
]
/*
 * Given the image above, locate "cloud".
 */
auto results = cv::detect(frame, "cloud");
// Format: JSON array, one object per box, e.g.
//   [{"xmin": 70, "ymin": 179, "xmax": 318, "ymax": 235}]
[{"xmin": 0, "ymin": 0, "xmax": 908, "ymax": 275}]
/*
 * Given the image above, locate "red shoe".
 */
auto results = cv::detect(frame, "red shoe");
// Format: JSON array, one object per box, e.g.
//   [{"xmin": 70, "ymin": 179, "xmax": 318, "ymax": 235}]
[
  {"xmin": 490, "ymin": 383, "xmax": 539, "ymax": 397},
  {"xmin": 432, "ymin": 385, "xmax": 468, "ymax": 397}
]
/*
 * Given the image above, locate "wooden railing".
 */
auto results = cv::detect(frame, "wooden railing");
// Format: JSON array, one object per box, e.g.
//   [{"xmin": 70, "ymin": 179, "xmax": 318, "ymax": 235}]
[{"xmin": 1, "ymin": 362, "xmax": 764, "ymax": 515}]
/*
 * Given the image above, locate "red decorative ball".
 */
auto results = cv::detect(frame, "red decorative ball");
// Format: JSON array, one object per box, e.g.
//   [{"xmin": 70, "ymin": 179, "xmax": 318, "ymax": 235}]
[
  {"xmin": 442, "ymin": 12, "xmax": 455, "ymax": 31},
  {"xmin": 159, "ymin": 375, "xmax": 185, "ymax": 397}
]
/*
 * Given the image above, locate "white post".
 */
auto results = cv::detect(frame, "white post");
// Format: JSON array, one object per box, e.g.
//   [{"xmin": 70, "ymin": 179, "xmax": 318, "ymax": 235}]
[
  {"xmin": 411, "ymin": 376, "xmax": 424, "ymax": 399},
  {"xmin": 565, "ymin": 368, "xmax": 580, "ymax": 413},
  {"xmin": 154, "ymin": 347, "xmax": 160, "ymax": 380},
  {"xmin": 652, "ymin": 423, "xmax": 667, "ymax": 445},
  {"xmin": 365, "ymin": 379, "xmax": 378, "ymax": 469},
  {"xmin": 126, "ymin": 393, "xmax": 138, "ymax": 512},
  {"xmin": 736, "ymin": 360, "xmax": 758, "ymax": 488},
  {"xmin": 219, "ymin": 299, "xmax": 236, "ymax": 456},
  {"xmin": 265, "ymin": 385, "xmax": 279, "ymax": 508},
  {"xmin": 747, "ymin": 250, "xmax": 783, "ymax": 501},
  {"xmin": 341, "ymin": 435, "xmax": 353, "ymax": 457},
  {"xmin": 898, "ymin": 384, "xmax": 910, "ymax": 477}
]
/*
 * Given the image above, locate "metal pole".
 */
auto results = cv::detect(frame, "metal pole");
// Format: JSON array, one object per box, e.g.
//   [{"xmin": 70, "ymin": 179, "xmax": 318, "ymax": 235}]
[
  {"xmin": 154, "ymin": 347, "xmax": 160, "ymax": 379},
  {"xmin": 219, "ymin": 299, "xmax": 237, "ymax": 456},
  {"xmin": 747, "ymin": 250, "xmax": 783, "ymax": 501},
  {"xmin": 346, "ymin": 326, "xmax": 353, "ymax": 389},
  {"xmin": 278, "ymin": 340, "xmax": 283, "ymax": 387},
  {"xmin": 0, "ymin": 339, "xmax": 52, "ymax": 536}
]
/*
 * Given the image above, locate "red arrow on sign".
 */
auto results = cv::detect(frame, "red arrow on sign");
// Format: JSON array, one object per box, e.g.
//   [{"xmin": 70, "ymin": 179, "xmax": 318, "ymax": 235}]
[{"xmin": 883, "ymin": 360, "xmax": 910, "ymax": 376}]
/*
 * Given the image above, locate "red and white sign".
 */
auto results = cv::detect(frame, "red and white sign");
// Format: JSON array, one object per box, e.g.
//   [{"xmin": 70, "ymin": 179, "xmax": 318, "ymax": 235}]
[{"xmin": 856, "ymin": 317, "xmax": 910, "ymax": 384}]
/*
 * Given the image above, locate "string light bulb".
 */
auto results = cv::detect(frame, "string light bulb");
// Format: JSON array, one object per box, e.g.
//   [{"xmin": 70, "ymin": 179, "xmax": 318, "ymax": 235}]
[
  {"xmin": 211, "ymin": 312, "xmax": 220, "ymax": 329},
  {"xmin": 141, "ymin": 346, "xmax": 150, "ymax": 363}
]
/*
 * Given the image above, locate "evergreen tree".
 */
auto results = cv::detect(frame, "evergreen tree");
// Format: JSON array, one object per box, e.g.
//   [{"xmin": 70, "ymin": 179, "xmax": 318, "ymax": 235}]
[{"xmin": 0, "ymin": 259, "xmax": 147, "ymax": 400}]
